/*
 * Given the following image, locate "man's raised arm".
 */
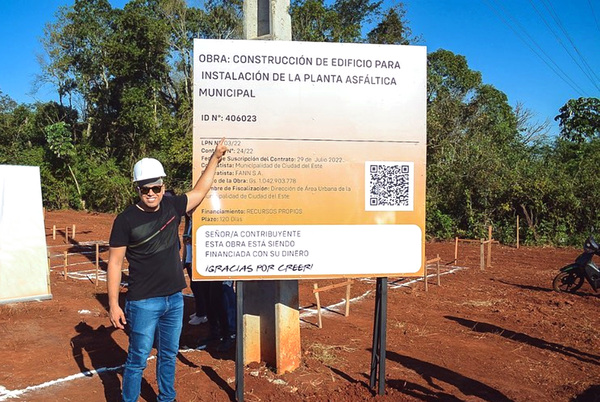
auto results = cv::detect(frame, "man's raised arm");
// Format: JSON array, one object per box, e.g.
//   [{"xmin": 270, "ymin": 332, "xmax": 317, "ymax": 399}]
[{"xmin": 185, "ymin": 138, "xmax": 228, "ymax": 213}]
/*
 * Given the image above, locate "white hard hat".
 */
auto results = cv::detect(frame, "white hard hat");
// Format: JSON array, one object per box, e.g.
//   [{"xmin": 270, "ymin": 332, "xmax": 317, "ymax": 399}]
[{"xmin": 133, "ymin": 158, "xmax": 166, "ymax": 183}]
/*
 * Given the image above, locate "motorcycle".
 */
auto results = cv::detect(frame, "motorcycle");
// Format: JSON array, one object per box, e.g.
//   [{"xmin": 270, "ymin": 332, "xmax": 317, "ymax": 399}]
[{"xmin": 553, "ymin": 236, "xmax": 600, "ymax": 293}]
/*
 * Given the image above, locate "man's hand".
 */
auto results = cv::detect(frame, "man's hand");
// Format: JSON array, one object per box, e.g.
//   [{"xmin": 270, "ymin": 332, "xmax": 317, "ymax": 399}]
[
  {"xmin": 213, "ymin": 138, "xmax": 228, "ymax": 161},
  {"xmin": 109, "ymin": 305, "xmax": 127, "ymax": 330}
]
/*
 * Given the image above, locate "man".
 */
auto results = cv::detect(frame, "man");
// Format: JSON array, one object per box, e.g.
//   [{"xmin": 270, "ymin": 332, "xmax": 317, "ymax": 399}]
[{"xmin": 107, "ymin": 139, "xmax": 227, "ymax": 402}]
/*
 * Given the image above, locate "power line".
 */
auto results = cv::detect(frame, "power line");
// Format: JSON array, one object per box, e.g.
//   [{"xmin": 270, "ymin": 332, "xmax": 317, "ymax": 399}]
[
  {"xmin": 587, "ymin": 0, "xmax": 600, "ymax": 34},
  {"xmin": 538, "ymin": 0, "xmax": 600, "ymax": 91},
  {"xmin": 484, "ymin": 0, "xmax": 589, "ymax": 96},
  {"xmin": 529, "ymin": 0, "xmax": 600, "ymax": 92}
]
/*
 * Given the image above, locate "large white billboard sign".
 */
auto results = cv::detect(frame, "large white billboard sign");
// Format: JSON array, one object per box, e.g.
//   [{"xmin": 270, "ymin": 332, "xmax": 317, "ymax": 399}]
[{"xmin": 193, "ymin": 39, "xmax": 426, "ymax": 280}]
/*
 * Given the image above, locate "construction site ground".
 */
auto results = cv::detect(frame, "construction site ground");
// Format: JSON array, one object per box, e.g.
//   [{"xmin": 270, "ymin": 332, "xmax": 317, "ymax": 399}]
[{"xmin": 1, "ymin": 209, "xmax": 599, "ymax": 401}]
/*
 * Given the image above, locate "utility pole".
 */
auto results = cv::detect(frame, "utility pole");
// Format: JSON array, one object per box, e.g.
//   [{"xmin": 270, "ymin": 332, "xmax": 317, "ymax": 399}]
[{"xmin": 240, "ymin": 0, "xmax": 299, "ymax": 375}]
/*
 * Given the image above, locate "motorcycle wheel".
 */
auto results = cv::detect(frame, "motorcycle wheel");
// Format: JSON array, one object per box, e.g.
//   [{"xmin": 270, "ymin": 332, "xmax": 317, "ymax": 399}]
[{"xmin": 552, "ymin": 268, "xmax": 584, "ymax": 293}]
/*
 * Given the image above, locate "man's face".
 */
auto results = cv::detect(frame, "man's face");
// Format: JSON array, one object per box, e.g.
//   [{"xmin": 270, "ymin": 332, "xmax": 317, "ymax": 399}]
[{"xmin": 138, "ymin": 184, "xmax": 164, "ymax": 210}]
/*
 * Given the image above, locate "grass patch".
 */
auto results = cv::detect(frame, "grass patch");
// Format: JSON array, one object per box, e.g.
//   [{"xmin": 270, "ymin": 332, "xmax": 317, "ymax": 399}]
[
  {"xmin": 306, "ymin": 342, "xmax": 356, "ymax": 365},
  {"xmin": 391, "ymin": 320, "xmax": 407, "ymax": 329}
]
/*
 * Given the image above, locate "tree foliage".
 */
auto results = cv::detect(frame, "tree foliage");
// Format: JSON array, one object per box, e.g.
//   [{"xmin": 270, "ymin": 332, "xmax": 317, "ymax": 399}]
[
  {"xmin": 555, "ymin": 97, "xmax": 600, "ymax": 142},
  {"xmin": 26, "ymin": 0, "xmax": 244, "ymax": 211},
  {"xmin": 290, "ymin": 0, "xmax": 417, "ymax": 44},
  {"xmin": 367, "ymin": 5, "xmax": 419, "ymax": 45},
  {"xmin": 424, "ymin": 48, "xmax": 589, "ymax": 245}
]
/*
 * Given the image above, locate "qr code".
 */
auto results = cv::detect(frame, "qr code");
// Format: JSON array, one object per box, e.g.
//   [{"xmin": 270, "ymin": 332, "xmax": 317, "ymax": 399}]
[{"xmin": 365, "ymin": 161, "xmax": 414, "ymax": 211}]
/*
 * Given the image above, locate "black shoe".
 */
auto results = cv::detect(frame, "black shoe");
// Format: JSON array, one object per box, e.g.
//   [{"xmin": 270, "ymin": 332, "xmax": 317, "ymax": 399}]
[{"xmin": 217, "ymin": 334, "xmax": 236, "ymax": 352}]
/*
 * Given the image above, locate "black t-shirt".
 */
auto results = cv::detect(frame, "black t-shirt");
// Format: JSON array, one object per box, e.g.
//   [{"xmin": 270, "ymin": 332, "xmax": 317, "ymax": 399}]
[{"xmin": 109, "ymin": 195, "xmax": 187, "ymax": 301}]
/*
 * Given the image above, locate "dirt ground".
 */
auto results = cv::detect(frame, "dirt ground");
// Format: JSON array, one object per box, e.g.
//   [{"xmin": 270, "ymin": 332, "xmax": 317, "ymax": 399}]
[{"xmin": 2, "ymin": 209, "xmax": 600, "ymax": 401}]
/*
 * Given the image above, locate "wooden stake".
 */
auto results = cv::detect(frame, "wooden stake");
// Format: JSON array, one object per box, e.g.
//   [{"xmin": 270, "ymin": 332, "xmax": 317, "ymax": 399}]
[
  {"xmin": 312, "ymin": 280, "xmax": 353, "ymax": 325},
  {"xmin": 480, "ymin": 239, "xmax": 485, "ymax": 271},
  {"xmin": 65, "ymin": 226, "xmax": 69, "ymax": 243},
  {"xmin": 424, "ymin": 263, "xmax": 428, "ymax": 291},
  {"xmin": 454, "ymin": 236, "xmax": 459, "ymax": 264},
  {"xmin": 313, "ymin": 283, "xmax": 322, "ymax": 328},
  {"xmin": 63, "ymin": 251, "xmax": 68, "ymax": 280},
  {"xmin": 516, "ymin": 215, "xmax": 520, "ymax": 249},
  {"xmin": 95, "ymin": 243, "xmax": 100, "ymax": 287},
  {"xmin": 436, "ymin": 254, "xmax": 440, "ymax": 286},
  {"xmin": 488, "ymin": 226, "xmax": 492, "ymax": 268},
  {"xmin": 53, "ymin": 225, "xmax": 56, "ymax": 240},
  {"xmin": 345, "ymin": 281, "xmax": 351, "ymax": 317},
  {"xmin": 72, "ymin": 224, "xmax": 76, "ymax": 240}
]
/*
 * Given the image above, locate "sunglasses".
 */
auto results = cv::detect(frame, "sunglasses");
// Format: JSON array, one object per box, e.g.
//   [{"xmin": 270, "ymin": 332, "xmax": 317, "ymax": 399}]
[{"xmin": 138, "ymin": 185, "xmax": 163, "ymax": 195}]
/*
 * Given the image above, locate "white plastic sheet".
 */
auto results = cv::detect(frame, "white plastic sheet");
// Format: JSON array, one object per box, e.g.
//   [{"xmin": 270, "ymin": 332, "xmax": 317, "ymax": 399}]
[{"xmin": 0, "ymin": 165, "xmax": 51, "ymax": 303}]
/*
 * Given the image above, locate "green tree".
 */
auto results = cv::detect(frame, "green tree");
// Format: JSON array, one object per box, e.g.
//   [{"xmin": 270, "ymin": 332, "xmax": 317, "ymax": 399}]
[
  {"xmin": 0, "ymin": 91, "xmax": 29, "ymax": 164},
  {"xmin": 555, "ymin": 97, "xmax": 600, "ymax": 142},
  {"xmin": 38, "ymin": 0, "xmax": 243, "ymax": 198},
  {"xmin": 44, "ymin": 121, "xmax": 84, "ymax": 209},
  {"xmin": 0, "ymin": 90, "xmax": 17, "ymax": 113},
  {"xmin": 39, "ymin": 0, "xmax": 114, "ymax": 127},
  {"xmin": 157, "ymin": 0, "xmax": 242, "ymax": 189},
  {"xmin": 367, "ymin": 4, "xmax": 420, "ymax": 45},
  {"xmin": 426, "ymin": 49, "xmax": 481, "ymax": 237},
  {"xmin": 425, "ymin": 49, "xmax": 534, "ymax": 242},
  {"xmin": 290, "ymin": 0, "xmax": 415, "ymax": 44}
]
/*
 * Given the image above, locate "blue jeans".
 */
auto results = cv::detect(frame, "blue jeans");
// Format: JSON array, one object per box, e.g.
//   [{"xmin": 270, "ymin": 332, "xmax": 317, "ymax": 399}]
[{"xmin": 122, "ymin": 292, "xmax": 183, "ymax": 402}]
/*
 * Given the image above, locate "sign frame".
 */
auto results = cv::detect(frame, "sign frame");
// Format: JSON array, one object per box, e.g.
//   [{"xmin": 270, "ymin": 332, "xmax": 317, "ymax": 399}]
[{"xmin": 192, "ymin": 39, "xmax": 427, "ymax": 280}]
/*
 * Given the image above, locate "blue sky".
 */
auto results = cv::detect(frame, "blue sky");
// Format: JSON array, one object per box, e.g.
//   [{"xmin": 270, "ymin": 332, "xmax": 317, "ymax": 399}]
[
  {"xmin": 0, "ymin": 0, "xmax": 598, "ymax": 137},
  {"xmin": 406, "ymin": 0, "xmax": 600, "ymax": 136}
]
